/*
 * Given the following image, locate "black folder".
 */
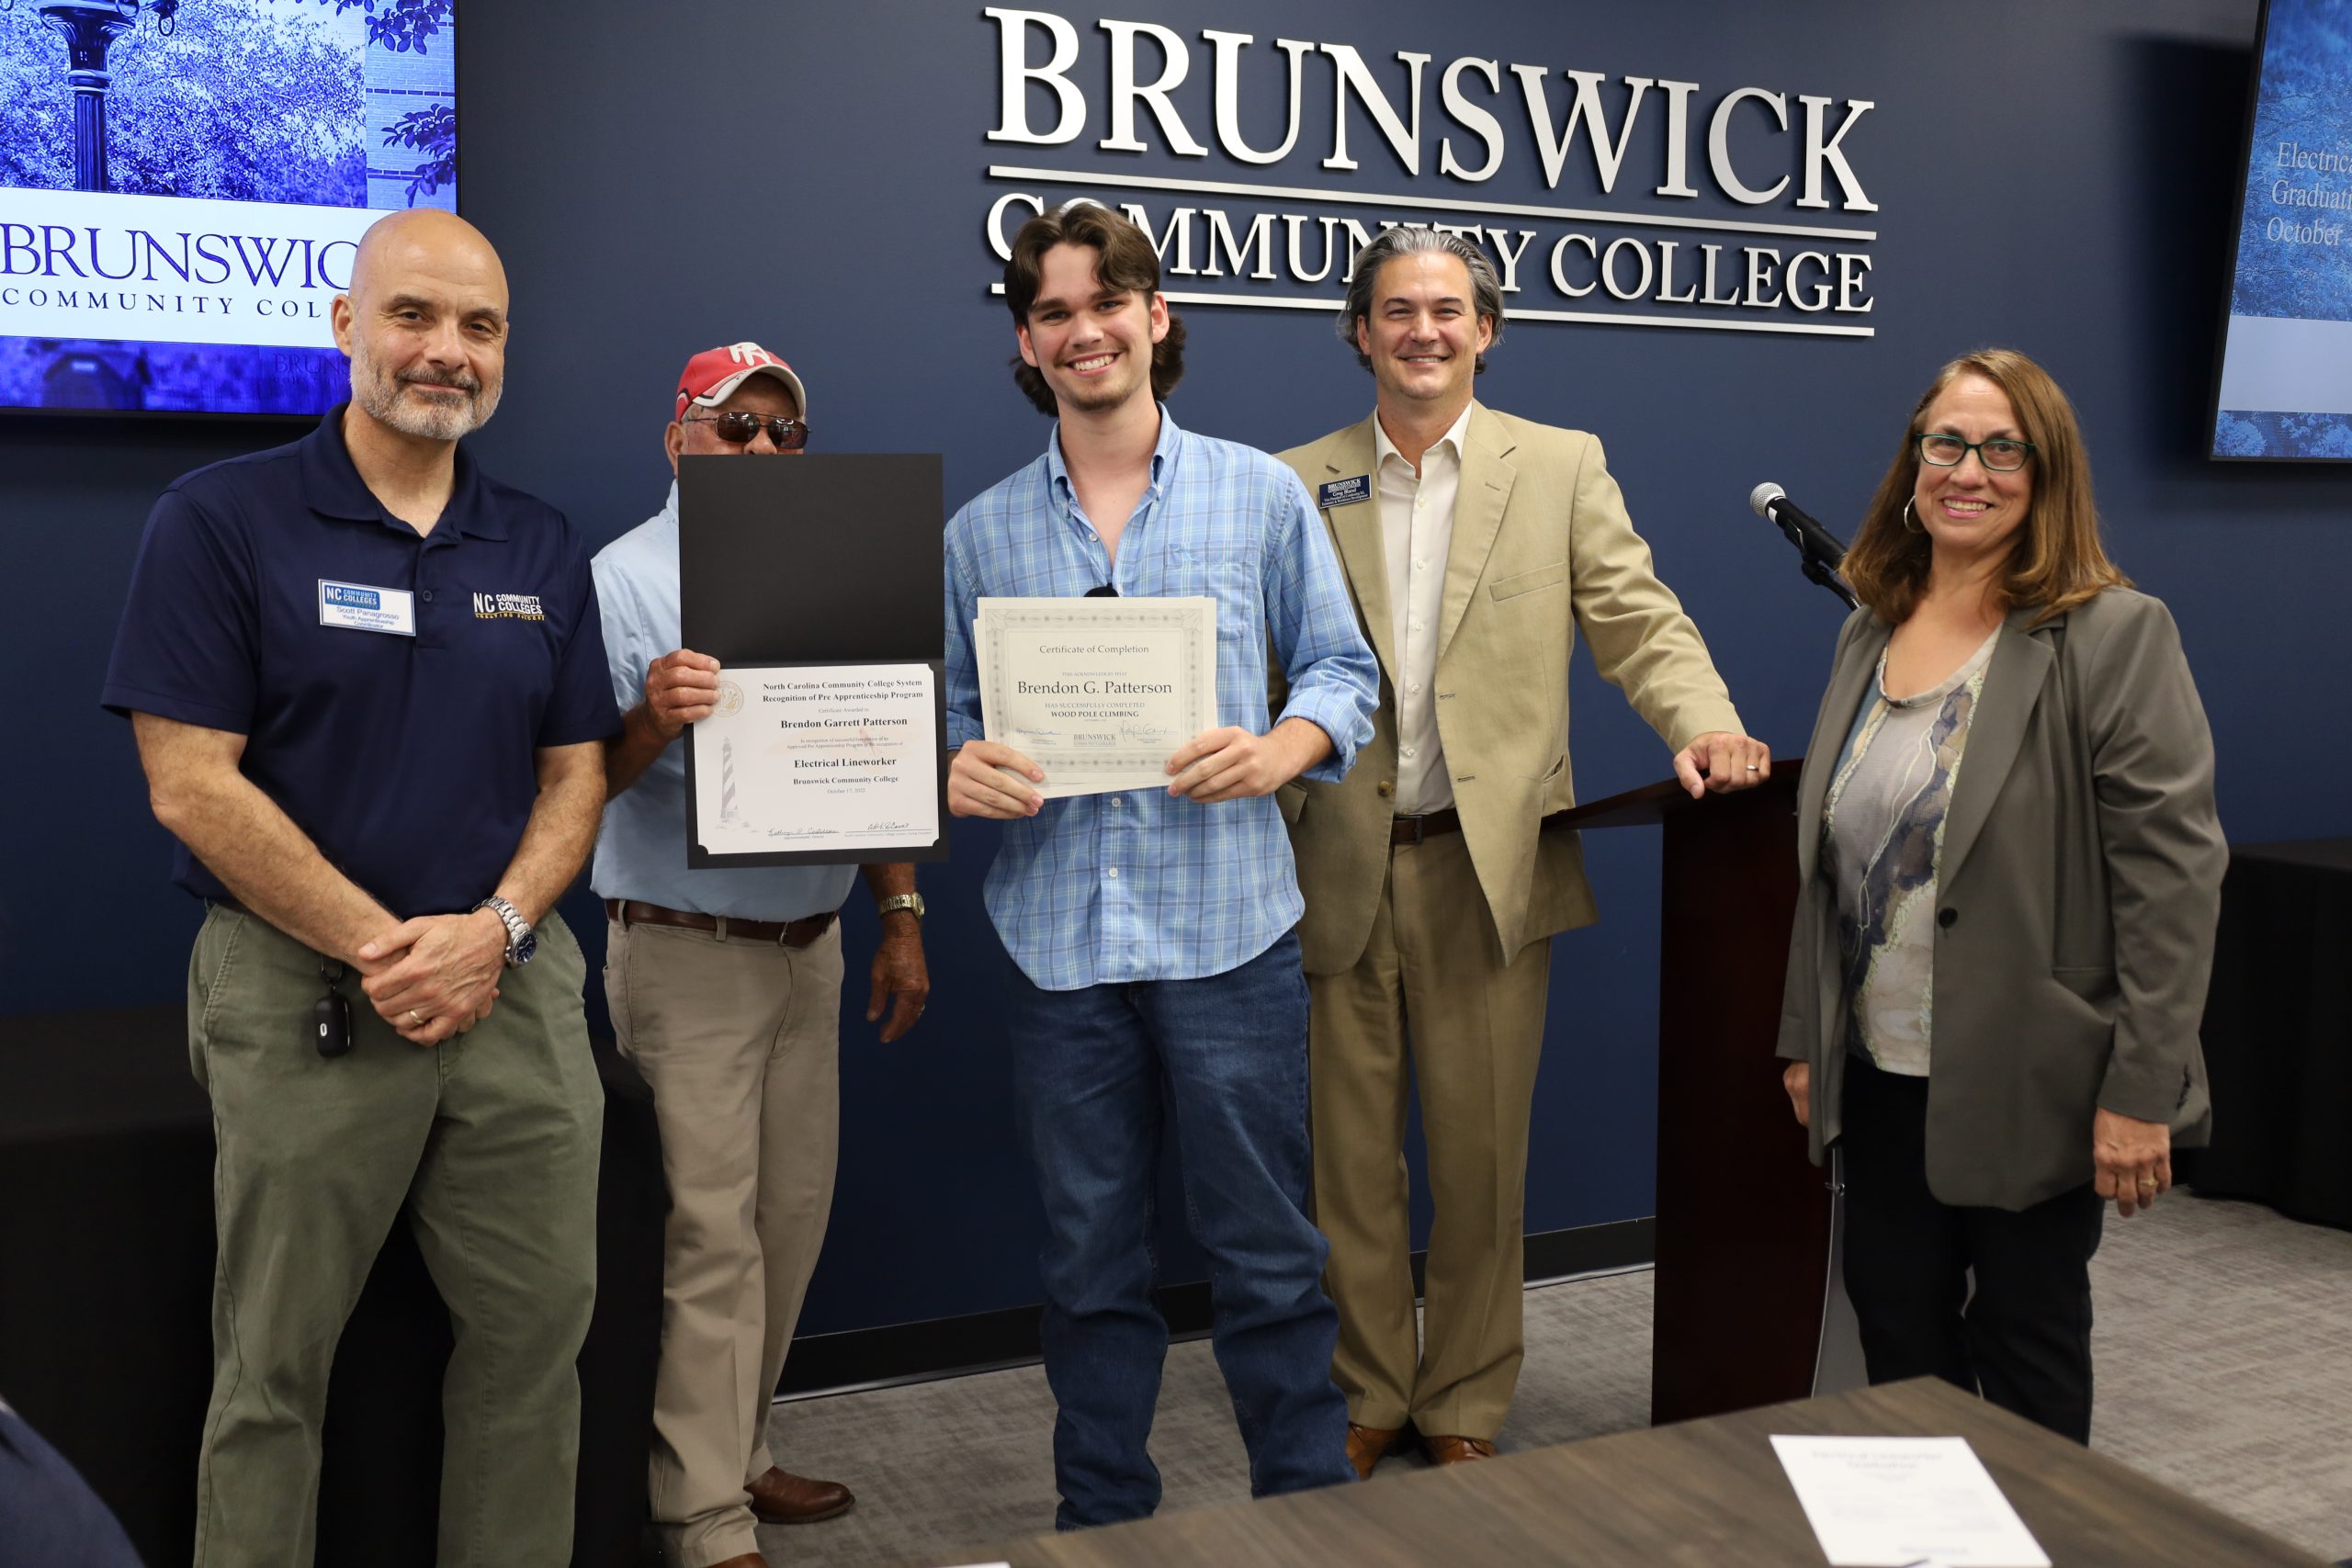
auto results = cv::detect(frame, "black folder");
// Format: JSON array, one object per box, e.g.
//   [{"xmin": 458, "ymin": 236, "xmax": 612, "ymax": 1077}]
[{"xmin": 678, "ymin": 453, "xmax": 944, "ymax": 660}]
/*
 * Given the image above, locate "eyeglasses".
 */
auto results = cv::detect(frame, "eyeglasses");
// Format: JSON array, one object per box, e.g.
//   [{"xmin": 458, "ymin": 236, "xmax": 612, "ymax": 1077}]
[
  {"xmin": 683, "ymin": 411, "xmax": 811, "ymax": 450},
  {"xmin": 1917, "ymin": 433, "xmax": 2035, "ymax": 472}
]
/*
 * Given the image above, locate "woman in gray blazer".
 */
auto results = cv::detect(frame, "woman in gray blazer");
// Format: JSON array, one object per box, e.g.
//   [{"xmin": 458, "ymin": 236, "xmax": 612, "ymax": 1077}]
[{"xmin": 1776, "ymin": 347, "xmax": 2225, "ymax": 1443}]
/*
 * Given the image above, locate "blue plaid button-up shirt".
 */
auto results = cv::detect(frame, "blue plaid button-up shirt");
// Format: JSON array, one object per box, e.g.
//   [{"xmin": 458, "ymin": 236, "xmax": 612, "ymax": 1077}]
[{"xmin": 944, "ymin": 409, "xmax": 1378, "ymax": 990}]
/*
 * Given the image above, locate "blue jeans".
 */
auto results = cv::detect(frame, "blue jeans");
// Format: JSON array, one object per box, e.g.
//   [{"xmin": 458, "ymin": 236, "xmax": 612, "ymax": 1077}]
[{"xmin": 1006, "ymin": 928, "xmax": 1353, "ymax": 1529}]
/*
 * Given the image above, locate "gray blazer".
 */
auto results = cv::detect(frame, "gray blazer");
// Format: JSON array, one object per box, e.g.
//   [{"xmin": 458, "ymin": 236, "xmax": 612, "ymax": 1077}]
[{"xmin": 1776, "ymin": 588, "xmax": 2226, "ymax": 1211}]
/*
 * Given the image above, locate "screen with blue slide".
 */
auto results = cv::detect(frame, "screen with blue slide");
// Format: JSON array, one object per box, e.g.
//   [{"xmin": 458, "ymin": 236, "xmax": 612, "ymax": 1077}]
[
  {"xmin": 0, "ymin": 0, "xmax": 455, "ymax": 417},
  {"xmin": 2211, "ymin": 0, "xmax": 2352, "ymax": 460}
]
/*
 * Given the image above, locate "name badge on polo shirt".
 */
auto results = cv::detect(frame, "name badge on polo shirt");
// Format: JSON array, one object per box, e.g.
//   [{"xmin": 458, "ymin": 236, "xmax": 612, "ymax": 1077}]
[
  {"xmin": 317, "ymin": 579, "xmax": 416, "ymax": 637},
  {"xmin": 1317, "ymin": 475, "xmax": 1372, "ymax": 510}
]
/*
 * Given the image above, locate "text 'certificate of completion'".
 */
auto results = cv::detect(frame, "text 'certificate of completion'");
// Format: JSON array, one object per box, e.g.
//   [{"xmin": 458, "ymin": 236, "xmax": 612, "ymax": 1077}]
[
  {"xmin": 687, "ymin": 662, "xmax": 943, "ymax": 865},
  {"xmin": 976, "ymin": 596, "xmax": 1217, "ymax": 798}
]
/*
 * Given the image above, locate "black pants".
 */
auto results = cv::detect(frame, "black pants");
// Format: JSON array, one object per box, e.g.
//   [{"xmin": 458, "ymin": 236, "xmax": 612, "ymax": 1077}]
[{"xmin": 1838, "ymin": 1057, "xmax": 2105, "ymax": 1443}]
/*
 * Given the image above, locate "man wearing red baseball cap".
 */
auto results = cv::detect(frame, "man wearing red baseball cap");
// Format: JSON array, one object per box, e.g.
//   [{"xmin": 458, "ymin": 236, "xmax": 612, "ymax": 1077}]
[{"xmin": 591, "ymin": 343, "xmax": 932, "ymax": 1568}]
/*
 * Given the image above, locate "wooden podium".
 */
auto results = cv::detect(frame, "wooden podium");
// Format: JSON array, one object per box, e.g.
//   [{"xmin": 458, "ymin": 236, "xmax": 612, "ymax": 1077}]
[{"xmin": 1547, "ymin": 764, "xmax": 1834, "ymax": 1425}]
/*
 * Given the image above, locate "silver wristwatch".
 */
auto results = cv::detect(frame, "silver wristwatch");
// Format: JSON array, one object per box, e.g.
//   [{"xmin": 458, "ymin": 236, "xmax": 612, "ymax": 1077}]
[{"xmin": 473, "ymin": 894, "xmax": 537, "ymax": 966}]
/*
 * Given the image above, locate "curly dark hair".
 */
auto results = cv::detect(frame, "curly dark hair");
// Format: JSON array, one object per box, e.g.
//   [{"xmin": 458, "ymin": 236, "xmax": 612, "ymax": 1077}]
[{"xmin": 1002, "ymin": 203, "xmax": 1187, "ymax": 416}]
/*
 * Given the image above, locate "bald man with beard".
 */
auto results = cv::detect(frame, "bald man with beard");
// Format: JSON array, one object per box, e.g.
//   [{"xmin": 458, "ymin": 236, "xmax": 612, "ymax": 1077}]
[{"xmin": 101, "ymin": 209, "xmax": 618, "ymax": 1567}]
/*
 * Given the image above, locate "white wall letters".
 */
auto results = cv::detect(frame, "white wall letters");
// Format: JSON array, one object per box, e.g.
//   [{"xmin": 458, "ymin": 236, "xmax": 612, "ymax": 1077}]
[{"xmin": 982, "ymin": 10, "xmax": 1881, "ymax": 337}]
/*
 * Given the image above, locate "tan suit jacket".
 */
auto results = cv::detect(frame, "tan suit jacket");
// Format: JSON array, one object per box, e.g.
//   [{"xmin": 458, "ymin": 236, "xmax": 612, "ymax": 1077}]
[
  {"xmin": 1275, "ymin": 403, "xmax": 1742, "ymax": 973},
  {"xmin": 1776, "ymin": 589, "xmax": 2226, "ymax": 1211}
]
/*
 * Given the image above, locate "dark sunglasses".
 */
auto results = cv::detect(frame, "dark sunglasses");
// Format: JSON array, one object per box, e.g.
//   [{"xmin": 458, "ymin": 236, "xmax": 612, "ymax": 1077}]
[{"xmin": 682, "ymin": 411, "xmax": 811, "ymax": 450}]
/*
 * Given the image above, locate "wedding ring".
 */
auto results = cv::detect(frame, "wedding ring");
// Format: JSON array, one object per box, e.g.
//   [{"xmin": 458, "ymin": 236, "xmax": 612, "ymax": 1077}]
[
  {"xmin": 409, "ymin": 1009, "xmax": 425, "ymax": 1026},
  {"xmin": 2137, "ymin": 1177, "xmax": 2158, "ymax": 1189},
  {"xmin": 1746, "ymin": 764, "xmax": 1760, "ymax": 772}
]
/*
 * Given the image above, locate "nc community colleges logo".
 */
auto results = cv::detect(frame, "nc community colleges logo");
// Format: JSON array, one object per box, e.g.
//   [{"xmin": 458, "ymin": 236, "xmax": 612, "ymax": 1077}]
[
  {"xmin": 978, "ymin": 8, "xmax": 1882, "ymax": 339},
  {"xmin": 471, "ymin": 592, "xmax": 544, "ymax": 621}
]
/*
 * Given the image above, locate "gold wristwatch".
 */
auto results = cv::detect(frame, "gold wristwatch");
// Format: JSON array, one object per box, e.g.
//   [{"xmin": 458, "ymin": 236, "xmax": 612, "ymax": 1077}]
[{"xmin": 876, "ymin": 892, "xmax": 925, "ymax": 922}]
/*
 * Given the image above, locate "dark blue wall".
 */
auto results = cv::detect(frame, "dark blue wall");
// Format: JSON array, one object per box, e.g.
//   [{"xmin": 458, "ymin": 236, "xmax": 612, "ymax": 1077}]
[{"xmin": 6, "ymin": 0, "xmax": 2341, "ymax": 1337}]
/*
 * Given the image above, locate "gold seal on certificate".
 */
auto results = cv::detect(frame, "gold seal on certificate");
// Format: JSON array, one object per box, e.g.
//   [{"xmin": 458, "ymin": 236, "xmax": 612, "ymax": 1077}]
[
  {"xmin": 688, "ymin": 661, "xmax": 941, "ymax": 860},
  {"xmin": 975, "ymin": 596, "xmax": 1218, "ymax": 797}
]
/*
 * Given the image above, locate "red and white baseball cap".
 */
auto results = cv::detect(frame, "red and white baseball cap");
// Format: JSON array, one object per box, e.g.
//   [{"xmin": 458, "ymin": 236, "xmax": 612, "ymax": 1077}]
[{"xmin": 673, "ymin": 341, "xmax": 808, "ymax": 421}]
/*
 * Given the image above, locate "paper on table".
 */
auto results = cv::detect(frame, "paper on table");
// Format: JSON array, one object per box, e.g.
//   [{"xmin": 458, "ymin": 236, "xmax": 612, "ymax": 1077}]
[{"xmin": 1770, "ymin": 1435, "xmax": 2051, "ymax": 1568}]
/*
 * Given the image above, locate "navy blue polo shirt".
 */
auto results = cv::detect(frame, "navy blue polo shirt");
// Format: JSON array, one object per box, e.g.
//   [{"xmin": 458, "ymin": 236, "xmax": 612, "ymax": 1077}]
[{"xmin": 101, "ymin": 406, "xmax": 619, "ymax": 919}]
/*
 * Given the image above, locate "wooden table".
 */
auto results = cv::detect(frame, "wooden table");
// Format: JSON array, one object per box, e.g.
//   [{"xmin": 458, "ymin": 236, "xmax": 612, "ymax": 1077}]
[{"xmin": 1000, "ymin": 1379, "xmax": 2325, "ymax": 1567}]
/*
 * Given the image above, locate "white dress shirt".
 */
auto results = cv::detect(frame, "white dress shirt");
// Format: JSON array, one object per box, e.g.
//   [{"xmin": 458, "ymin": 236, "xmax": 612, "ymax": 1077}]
[{"xmin": 1374, "ymin": 402, "xmax": 1473, "ymax": 816}]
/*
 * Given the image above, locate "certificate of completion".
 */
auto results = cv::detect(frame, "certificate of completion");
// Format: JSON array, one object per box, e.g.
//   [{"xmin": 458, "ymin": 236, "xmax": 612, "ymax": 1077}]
[
  {"xmin": 975, "ymin": 596, "xmax": 1217, "ymax": 797},
  {"xmin": 685, "ymin": 661, "xmax": 945, "ymax": 866}
]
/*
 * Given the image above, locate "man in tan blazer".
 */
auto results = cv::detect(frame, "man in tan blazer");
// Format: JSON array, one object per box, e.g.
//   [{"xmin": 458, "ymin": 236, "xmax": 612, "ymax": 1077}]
[{"xmin": 1275, "ymin": 227, "xmax": 1771, "ymax": 1472}]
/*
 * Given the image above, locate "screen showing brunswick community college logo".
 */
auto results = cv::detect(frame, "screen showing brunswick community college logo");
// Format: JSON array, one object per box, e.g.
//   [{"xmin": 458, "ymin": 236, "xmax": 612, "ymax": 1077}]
[
  {"xmin": 978, "ymin": 8, "xmax": 1881, "ymax": 340},
  {"xmin": 0, "ymin": 0, "xmax": 459, "ymax": 417}
]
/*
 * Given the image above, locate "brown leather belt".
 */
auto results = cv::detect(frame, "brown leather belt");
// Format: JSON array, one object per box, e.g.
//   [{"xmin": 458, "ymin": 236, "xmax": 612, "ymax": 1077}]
[
  {"xmin": 1390, "ymin": 808, "xmax": 1462, "ymax": 846},
  {"xmin": 605, "ymin": 898, "xmax": 836, "ymax": 947}
]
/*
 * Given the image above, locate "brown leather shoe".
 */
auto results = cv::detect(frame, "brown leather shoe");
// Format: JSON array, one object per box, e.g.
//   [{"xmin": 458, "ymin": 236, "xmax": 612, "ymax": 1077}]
[
  {"xmin": 746, "ymin": 1464, "xmax": 854, "ymax": 1525},
  {"xmin": 1421, "ymin": 1433, "xmax": 1498, "ymax": 1465},
  {"xmin": 1345, "ymin": 1422, "xmax": 1410, "ymax": 1481}
]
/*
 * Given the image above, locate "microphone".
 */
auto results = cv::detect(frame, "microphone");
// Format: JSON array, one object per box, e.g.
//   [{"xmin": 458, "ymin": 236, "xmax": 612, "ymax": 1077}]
[
  {"xmin": 1748, "ymin": 482, "xmax": 1860, "ymax": 611},
  {"xmin": 1748, "ymin": 482, "xmax": 1850, "ymax": 570}
]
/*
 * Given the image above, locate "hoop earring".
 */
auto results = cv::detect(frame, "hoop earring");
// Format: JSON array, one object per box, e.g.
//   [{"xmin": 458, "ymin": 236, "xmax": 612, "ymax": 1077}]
[{"xmin": 1901, "ymin": 497, "xmax": 1922, "ymax": 535}]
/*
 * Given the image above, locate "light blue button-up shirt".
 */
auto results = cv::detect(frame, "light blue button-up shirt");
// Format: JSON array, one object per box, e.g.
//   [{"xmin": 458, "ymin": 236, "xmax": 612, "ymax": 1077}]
[
  {"xmin": 943, "ymin": 409, "xmax": 1377, "ymax": 991},
  {"xmin": 590, "ymin": 482, "xmax": 859, "ymax": 920}
]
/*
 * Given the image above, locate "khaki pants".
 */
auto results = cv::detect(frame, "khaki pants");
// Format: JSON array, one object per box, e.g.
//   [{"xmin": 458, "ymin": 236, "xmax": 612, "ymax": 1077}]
[
  {"xmin": 1307, "ymin": 829, "xmax": 1551, "ymax": 1442},
  {"xmin": 187, "ymin": 905, "xmax": 602, "ymax": 1568},
  {"xmin": 605, "ymin": 917, "xmax": 842, "ymax": 1568}
]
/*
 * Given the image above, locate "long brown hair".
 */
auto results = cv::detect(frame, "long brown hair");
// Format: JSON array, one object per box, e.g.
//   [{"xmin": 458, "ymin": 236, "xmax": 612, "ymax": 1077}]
[
  {"xmin": 1841, "ymin": 348, "xmax": 2127, "ymax": 625},
  {"xmin": 1001, "ymin": 202, "xmax": 1188, "ymax": 417}
]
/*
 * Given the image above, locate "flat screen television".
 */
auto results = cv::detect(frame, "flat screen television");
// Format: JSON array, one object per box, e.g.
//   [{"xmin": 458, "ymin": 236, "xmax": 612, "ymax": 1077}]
[
  {"xmin": 0, "ymin": 0, "xmax": 456, "ymax": 418},
  {"xmin": 2211, "ymin": 0, "xmax": 2352, "ymax": 460}
]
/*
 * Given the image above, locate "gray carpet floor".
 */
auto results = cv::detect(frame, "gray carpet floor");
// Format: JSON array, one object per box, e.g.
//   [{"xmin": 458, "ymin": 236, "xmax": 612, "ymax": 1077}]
[{"xmin": 748, "ymin": 1192, "xmax": 2352, "ymax": 1566}]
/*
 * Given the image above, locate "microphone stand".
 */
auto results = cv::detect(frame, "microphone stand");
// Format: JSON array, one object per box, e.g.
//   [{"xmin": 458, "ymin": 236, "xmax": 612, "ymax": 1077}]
[
  {"xmin": 1763, "ymin": 508, "xmax": 1860, "ymax": 611},
  {"xmin": 1800, "ymin": 550, "xmax": 1859, "ymax": 611}
]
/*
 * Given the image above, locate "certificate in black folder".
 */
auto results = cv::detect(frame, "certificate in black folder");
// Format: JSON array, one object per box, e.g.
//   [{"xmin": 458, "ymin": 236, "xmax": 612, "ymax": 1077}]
[{"xmin": 677, "ymin": 454, "xmax": 948, "ymax": 867}]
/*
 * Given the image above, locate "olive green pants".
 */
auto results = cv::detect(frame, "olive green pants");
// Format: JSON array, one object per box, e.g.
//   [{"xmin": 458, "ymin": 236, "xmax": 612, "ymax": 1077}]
[{"xmin": 186, "ymin": 905, "xmax": 603, "ymax": 1568}]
